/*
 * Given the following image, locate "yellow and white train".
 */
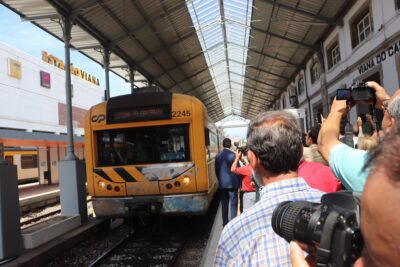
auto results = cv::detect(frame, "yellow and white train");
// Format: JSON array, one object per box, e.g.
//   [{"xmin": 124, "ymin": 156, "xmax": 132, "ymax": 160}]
[{"xmin": 4, "ymin": 149, "xmax": 39, "ymax": 184}]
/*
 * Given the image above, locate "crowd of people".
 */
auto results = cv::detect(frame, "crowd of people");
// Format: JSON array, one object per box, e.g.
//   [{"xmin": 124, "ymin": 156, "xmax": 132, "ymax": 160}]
[{"xmin": 213, "ymin": 81, "xmax": 400, "ymax": 266}]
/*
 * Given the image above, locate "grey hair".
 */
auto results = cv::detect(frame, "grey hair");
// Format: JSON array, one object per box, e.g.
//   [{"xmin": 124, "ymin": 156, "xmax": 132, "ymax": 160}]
[
  {"xmin": 388, "ymin": 96, "xmax": 400, "ymax": 121},
  {"xmin": 246, "ymin": 110, "xmax": 303, "ymax": 174}
]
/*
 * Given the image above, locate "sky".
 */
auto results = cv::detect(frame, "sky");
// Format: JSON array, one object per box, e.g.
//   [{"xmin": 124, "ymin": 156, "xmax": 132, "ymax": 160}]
[
  {"xmin": 0, "ymin": 4, "xmax": 248, "ymax": 140},
  {"xmin": 0, "ymin": 4, "xmax": 131, "ymax": 97}
]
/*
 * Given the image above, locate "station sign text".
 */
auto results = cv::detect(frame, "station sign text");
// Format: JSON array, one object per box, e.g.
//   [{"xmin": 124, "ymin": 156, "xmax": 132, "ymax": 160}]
[
  {"xmin": 358, "ymin": 40, "xmax": 400, "ymax": 75},
  {"xmin": 42, "ymin": 51, "xmax": 100, "ymax": 86}
]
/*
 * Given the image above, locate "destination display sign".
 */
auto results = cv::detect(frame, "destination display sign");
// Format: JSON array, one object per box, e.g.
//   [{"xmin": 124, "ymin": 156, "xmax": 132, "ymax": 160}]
[{"xmin": 108, "ymin": 105, "xmax": 171, "ymax": 123}]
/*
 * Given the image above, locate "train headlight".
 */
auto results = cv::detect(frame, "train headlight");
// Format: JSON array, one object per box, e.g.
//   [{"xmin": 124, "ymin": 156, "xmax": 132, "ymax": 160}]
[
  {"xmin": 98, "ymin": 181, "xmax": 106, "ymax": 189},
  {"xmin": 182, "ymin": 176, "xmax": 191, "ymax": 185}
]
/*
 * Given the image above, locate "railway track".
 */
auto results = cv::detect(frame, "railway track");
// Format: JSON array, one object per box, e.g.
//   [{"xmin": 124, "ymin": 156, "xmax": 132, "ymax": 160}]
[
  {"xmin": 87, "ymin": 216, "xmax": 190, "ymax": 267},
  {"xmin": 20, "ymin": 198, "xmax": 93, "ymax": 229},
  {"xmin": 44, "ymin": 195, "xmax": 219, "ymax": 266},
  {"xmin": 20, "ymin": 209, "xmax": 61, "ymax": 228}
]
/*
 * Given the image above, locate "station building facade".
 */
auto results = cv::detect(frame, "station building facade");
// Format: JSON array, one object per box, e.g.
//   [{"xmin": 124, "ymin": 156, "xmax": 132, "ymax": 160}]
[
  {"xmin": 0, "ymin": 42, "xmax": 104, "ymax": 183},
  {"xmin": 279, "ymin": 0, "xmax": 400, "ymax": 129}
]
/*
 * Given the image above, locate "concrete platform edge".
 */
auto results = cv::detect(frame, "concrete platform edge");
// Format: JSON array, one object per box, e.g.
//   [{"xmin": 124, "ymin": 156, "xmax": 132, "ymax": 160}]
[
  {"xmin": 200, "ymin": 203, "xmax": 223, "ymax": 267},
  {"xmin": 3, "ymin": 218, "xmax": 109, "ymax": 267}
]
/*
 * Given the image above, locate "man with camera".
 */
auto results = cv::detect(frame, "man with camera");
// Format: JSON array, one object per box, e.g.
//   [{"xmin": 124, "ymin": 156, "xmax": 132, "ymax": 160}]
[
  {"xmin": 318, "ymin": 81, "xmax": 400, "ymax": 191},
  {"xmin": 214, "ymin": 111, "xmax": 324, "ymax": 266},
  {"xmin": 215, "ymin": 138, "xmax": 241, "ymax": 227},
  {"xmin": 230, "ymin": 148, "xmax": 256, "ymax": 212},
  {"xmin": 289, "ymin": 123, "xmax": 400, "ymax": 267}
]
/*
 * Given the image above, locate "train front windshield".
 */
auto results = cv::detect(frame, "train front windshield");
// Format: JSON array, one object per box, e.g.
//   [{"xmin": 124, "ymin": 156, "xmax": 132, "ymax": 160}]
[{"xmin": 96, "ymin": 124, "xmax": 190, "ymax": 166}]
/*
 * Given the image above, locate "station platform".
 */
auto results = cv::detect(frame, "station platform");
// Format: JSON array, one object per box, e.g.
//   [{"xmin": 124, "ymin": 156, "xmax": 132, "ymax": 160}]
[
  {"xmin": 200, "ymin": 203, "xmax": 223, "ymax": 266},
  {"xmin": 2, "ymin": 218, "xmax": 108, "ymax": 267}
]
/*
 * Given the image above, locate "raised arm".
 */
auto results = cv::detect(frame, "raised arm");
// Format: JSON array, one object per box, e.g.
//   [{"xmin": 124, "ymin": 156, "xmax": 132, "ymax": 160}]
[
  {"xmin": 230, "ymin": 151, "xmax": 241, "ymax": 173},
  {"xmin": 318, "ymin": 98, "xmax": 347, "ymax": 161}
]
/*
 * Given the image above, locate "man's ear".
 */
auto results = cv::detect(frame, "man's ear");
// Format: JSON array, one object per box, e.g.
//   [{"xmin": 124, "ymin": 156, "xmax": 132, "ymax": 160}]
[
  {"xmin": 247, "ymin": 150, "xmax": 258, "ymax": 169},
  {"xmin": 390, "ymin": 117, "xmax": 396, "ymax": 128}
]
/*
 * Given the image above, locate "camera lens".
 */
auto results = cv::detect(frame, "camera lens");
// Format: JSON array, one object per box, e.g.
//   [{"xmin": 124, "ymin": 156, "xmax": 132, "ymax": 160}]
[
  {"xmin": 272, "ymin": 193, "xmax": 364, "ymax": 267},
  {"xmin": 272, "ymin": 201, "xmax": 321, "ymax": 244}
]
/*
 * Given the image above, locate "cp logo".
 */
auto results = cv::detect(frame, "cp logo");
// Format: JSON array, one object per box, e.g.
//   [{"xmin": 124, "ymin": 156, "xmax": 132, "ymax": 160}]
[{"xmin": 91, "ymin": 114, "xmax": 106, "ymax": 123}]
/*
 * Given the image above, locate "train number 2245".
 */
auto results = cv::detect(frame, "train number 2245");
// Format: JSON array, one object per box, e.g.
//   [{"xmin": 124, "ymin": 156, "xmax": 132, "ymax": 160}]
[{"xmin": 172, "ymin": 110, "xmax": 191, "ymax": 117}]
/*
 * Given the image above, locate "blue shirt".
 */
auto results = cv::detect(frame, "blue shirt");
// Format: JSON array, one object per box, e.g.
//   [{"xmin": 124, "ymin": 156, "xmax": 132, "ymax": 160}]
[
  {"xmin": 214, "ymin": 178, "xmax": 323, "ymax": 267},
  {"xmin": 328, "ymin": 143, "xmax": 369, "ymax": 192},
  {"xmin": 215, "ymin": 148, "xmax": 240, "ymax": 189}
]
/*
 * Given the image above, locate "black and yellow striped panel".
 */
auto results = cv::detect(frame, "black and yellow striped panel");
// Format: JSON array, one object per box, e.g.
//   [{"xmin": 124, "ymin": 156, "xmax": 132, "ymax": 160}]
[{"xmin": 94, "ymin": 167, "xmax": 145, "ymax": 183}]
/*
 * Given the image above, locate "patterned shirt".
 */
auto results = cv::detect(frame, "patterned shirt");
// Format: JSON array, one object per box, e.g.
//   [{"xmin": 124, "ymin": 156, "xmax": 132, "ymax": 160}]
[{"xmin": 214, "ymin": 178, "xmax": 324, "ymax": 267}]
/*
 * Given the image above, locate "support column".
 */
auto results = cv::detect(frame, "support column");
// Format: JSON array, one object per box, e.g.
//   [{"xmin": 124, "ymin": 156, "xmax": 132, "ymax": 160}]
[
  {"xmin": 317, "ymin": 48, "xmax": 330, "ymax": 117},
  {"xmin": 59, "ymin": 15, "xmax": 87, "ymax": 223},
  {"xmin": 0, "ymin": 143, "xmax": 5, "ymax": 165},
  {"xmin": 129, "ymin": 66, "xmax": 135, "ymax": 94},
  {"xmin": 62, "ymin": 15, "xmax": 77, "ymax": 161},
  {"xmin": 103, "ymin": 46, "xmax": 110, "ymax": 100},
  {"xmin": 0, "ymin": 160, "xmax": 22, "ymax": 261}
]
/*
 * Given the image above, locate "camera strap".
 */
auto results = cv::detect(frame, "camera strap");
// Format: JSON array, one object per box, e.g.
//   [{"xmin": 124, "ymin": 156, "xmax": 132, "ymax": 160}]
[{"xmin": 316, "ymin": 210, "xmax": 340, "ymax": 266}]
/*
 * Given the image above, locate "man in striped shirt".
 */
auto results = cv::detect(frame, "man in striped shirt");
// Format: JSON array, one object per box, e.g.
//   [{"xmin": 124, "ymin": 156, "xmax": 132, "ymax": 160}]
[{"xmin": 214, "ymin": 111, "xmax": 324, "ymax": 267}]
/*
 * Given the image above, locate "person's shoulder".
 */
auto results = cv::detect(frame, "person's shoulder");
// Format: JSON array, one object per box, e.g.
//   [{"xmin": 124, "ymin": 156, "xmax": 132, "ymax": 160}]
[
  {"xmin": 221, "ymin": 205, "xmax": 266, "ymax": 244},
  {"xmin": 330, "ymin": 143, "xmax": 368, "ymax": 159}
]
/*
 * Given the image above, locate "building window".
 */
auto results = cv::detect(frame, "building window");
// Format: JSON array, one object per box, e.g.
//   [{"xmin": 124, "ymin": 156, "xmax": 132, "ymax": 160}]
[
  {"xmin": 298, "ymin": 77, "xmax": 305, "ymax": 95},
  {"xmin": 289, "ymin": 87, "xmax": 298, "ymax": 107},
  {"xmin": 327, "ymin": 42, "xmax": 341, "ymax": 69},
  {"xmin": 396, "ymin": 0, "xmax": 400, "ymax": 10},
  {"xmin": 310, "ymin": 64, "xmax": 320, "ymax": 84},
  {"xmin": 351, "ymin": 9, "xmax": 373, "ymax": 48},
  {"xmin": 357, "ymin": 13, "xmax": 372, "ymax": 43}
]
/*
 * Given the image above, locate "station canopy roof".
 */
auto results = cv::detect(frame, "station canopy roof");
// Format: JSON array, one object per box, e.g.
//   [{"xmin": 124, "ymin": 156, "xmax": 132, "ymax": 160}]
[{"xmin": 1, "ymin": 0, "xmax": 354, "ymax": 122}]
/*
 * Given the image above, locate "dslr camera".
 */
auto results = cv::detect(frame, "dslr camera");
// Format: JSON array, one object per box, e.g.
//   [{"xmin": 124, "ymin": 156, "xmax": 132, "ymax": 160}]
[
  {"xmin": 237, "ymin": 146, "xmax": 248, "ymax": 155},
  {"xmin": 272, "ymin": 192, "xmax": 363, "ymax": 267},
  {"xmin": 336, "ymin": 81, "xmax": 375, "ymax": 102}
]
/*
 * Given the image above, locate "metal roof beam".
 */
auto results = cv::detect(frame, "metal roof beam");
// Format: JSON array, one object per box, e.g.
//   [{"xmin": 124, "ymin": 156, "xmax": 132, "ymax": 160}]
[
  {"xmin": 252, "ymin": 26, "xmax": 315, "ymax": 50},
  {"xmin": 130, "ymin": 0, "xmax": 194, "ymax": 92},
  {"xmin": 227, "ymin": 58, "xmax": 291, "ymax": 83},
  {"xmin": 259, "ymin": 0, "xmax": 343, "ymax": 26},
  {"xmin": 243, "ymin": 83, "xmax": 277, "ymax": 99},
  {"xmin": 219, "ymin": 0, "xmax": 234, "ymax": 106},
  {"xmin": 244, "ymin": 77, "xmax": 284, "ymax": 92},
  {"xmin": 109, "ymin": 1, "xmax": 190, "ymax": 47},
  {"xmin": 97, "ymin": 2, "xmax": 181, "ymax": 91},
  {"xmin": 243, "ymin": 90, "xmax": 271, "ymax": 102},
  {"xmin": 183, "ymin": 78, "xmax": 214, "ymax": 94},
  {"xmin": 247, "ymin": 47, "xmax": 303, "ymax": 68},
  {"xmin": 154, "ymin": 49, "xmax": 204, "ymax": 80},
  {"xmin": 242, "ymin": 95, "xmax": 269, "ymax": 105},
  {"xmin": 225, "ymin": 70, "xmax": 283, "ymax": 92},
  {"xmin": 72, "ymin": 0, "xmax": 101, "ymax": 16},
  {"xmin": 154, "ymin": 40, "xmax": 225, "ymax": 80},
  {"xmin": 21, "ymin": 14, "xmax": 60, "ymax": 21},
  {"xmin": 20, "ymin": 0, "xmax": 154, "ymax": 88},
  {"xmin": 196, "ymin": 88, "xmax": 218, "ymax": 99},
  {"xmin": 167, "ymin": 65, "xmax": 210, "ymax": 91},
  {"xmin": 246, "ymin": 66, "xmax": 291, "ymax": 81},
  {"xmin": 109, "ymin": 64, "xmax": 129, "ymax": 69},
  {"xmin": 72, "ymin": 44, "xmax": 102, "ymax": 50}
]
